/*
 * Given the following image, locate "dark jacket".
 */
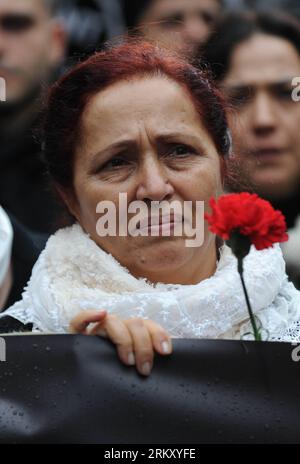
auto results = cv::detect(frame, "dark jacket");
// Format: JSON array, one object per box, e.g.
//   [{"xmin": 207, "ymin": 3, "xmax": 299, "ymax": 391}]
[
  {"xmin": 0, "ymin": 121, "xmax": 61, "ymax": 234},
  {"xmin": 4, "ymin": 214, "xmax": 48, "ymax": 310}
]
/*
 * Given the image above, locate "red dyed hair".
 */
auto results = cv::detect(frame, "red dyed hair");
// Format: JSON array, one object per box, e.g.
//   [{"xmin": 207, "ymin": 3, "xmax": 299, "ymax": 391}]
[{"xmin": 43, "ymin": 40, "xmax": 231, "ymax": 189}]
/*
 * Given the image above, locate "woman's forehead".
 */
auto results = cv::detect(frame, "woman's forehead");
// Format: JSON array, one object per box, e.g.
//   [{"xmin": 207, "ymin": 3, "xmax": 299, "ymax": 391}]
[
  {"xmin": 75, "ymin": 76, "xmax": 219, "ymax": 162},
  {"xmin": 81, "ymin": 76, "xmax": 203, "ymax": 136}
]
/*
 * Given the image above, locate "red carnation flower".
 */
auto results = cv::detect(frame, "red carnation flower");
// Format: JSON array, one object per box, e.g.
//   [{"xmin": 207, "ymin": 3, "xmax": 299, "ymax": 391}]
[
  {"xmin": 205, "ymin": 192, "xmax": 288, "ymax": 341},
  {"xmin": 205, "ymin": 192, "xmax": 288, "ymax": 250}
]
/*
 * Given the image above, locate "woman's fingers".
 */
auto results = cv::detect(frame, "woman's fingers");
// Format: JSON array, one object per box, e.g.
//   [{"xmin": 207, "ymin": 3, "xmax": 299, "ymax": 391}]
[
  {"xmin": 69, "ymin": 310, "xmax": 107, "ymax": 334},
  {"xmin": 96, "ymin": 315, "xmax": 136, "ymax": 367},
  {"xmin": 124, "ymin": 318, "xmax": 155, "ymax": 376},
  {"xmin": 69, "ymin": 312, "xmax": 172, "ymax": 377},
  {"xmin": 144, "ymin": 319, "xmax": 173, "ymax": 356}
]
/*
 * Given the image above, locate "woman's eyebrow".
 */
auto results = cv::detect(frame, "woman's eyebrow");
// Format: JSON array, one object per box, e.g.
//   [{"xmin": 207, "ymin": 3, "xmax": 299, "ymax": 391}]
[
  {"xmin": 88, "ymin": 140, "xmax": 136, "ymax": 172},
  {"xmin": 156, "ymin": 132, "xmax": 208, "ymax": 150},
  {"xmin": 224, "ymin": 77, "xmax": 296, "ymax": 91},
  {"xmin": 91, "ymin": 139, "xmax": 136, "ymax": 158},
  {"xmin": 156, "ymin": 131, "xmax": 199, "ymax": 141}
]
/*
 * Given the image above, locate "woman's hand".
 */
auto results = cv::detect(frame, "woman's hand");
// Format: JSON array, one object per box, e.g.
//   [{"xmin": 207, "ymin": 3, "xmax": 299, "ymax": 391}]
[{"xmin": 69, "ymin": 310, "xmax": 172, "ymax": 376}]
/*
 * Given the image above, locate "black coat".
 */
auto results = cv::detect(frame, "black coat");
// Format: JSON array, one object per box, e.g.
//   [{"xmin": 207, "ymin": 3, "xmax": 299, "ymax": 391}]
[
  {"xmin": 4, "ymin": 214, "xmax": 48, "ymax": 311},
  {"xmin": 0, "ymin": 118, "xmax": 62, "ymax": 234}
]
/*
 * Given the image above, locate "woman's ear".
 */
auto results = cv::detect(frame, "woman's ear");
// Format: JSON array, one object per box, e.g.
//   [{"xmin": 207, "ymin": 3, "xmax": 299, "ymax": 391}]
[{"xmin": 55, "ymin": 185, "xmax": 80, "ymax": 223}]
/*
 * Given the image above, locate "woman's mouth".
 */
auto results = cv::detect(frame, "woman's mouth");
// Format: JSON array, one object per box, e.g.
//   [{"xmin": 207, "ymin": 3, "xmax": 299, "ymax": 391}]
[
  {"xmin": 252, "ymin": 147, "xmax": 286, "ymax": 161},
  {"xmin": 135, "ymin": 214, "xmax": 184, "ymax": 236}
]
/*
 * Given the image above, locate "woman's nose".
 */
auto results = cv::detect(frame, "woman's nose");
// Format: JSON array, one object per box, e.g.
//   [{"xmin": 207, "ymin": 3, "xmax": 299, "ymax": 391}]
[
  {"xmin": 136, "ymin": 157, "xmax": 175, "ymax": 202},
  {"xmin": 251, "ymin": 93, "xmax": 278, "ymax": 135}
]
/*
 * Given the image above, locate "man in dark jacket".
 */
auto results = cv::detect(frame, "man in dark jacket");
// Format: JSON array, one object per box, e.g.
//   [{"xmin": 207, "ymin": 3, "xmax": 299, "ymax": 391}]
[{"xmin": 0, "ymin": 0, "xmax": 66, "ymax": 233}]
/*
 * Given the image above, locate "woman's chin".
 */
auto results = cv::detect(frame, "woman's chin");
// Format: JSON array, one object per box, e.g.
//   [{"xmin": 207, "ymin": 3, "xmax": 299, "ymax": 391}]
[{"xmin": 129, "ymin": 239, "xmax": 195, "ymax": 277}]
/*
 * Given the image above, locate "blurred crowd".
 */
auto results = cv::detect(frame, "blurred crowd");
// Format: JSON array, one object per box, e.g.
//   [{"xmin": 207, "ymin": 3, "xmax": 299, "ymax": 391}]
[{"xmin": 1, "ymin": 0, "xmax": 300, "ymax": 312}]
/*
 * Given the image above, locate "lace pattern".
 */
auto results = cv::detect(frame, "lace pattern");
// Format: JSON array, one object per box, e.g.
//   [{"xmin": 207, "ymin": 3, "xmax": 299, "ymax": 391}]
[{"xmin": 2, "ymin": 224, "xmax": 300, "ymax": 341}]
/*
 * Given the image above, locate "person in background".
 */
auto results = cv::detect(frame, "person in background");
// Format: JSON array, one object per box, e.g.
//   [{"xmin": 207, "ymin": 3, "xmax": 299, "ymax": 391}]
[
  {"xmin": 0, "ymin": 0, "xmax": 66, "ymax": 233},
  {"xmin": 60, "ymin": 0, "xmax": 126, "ymax": 61},
  {"xmin": 123, "ymin": 0, "xmax": 223, "ymax": 57},
  {"xmin": 202, "ymin": 11, "xmax": 300, "ymax": 288},
  {"xmin": 0, "ymin": 206, "xmax": 47, "ymax": 320}
]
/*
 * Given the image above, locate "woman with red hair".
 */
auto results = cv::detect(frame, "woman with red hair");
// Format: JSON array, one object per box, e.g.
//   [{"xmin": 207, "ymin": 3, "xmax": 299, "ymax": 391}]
[{"xmin": 1, "ymin": 41, "xmax": 300, "ymax": 376}]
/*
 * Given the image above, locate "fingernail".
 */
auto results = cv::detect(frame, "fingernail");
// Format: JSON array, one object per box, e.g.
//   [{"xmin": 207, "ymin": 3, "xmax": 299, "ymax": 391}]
[
  {"xmin": 141, "ymin": 362, "xmax": 152, "ymax": 376},
  {"xmin": 128, "ymin": 352, "xmax": 135, "ymax": 366},
  {"xmin": 161, "ymin": 341, "xmax": 171, "ymax": 354}
]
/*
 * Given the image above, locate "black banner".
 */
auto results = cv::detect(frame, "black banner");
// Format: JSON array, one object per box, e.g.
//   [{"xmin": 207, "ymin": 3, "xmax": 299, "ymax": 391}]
[{"xmin": 0, "ymin": 335, "xmax": 300, "ymax": 444}]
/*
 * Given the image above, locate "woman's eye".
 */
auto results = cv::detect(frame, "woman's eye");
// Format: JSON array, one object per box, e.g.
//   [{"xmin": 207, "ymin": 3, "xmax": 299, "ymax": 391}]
[
  {"xmin": 167, "ymin": 144, "xmax": 195, "ymax": 157},
  {"xmin": 103, "ymin": 157, "xmax": 129, "ymax": 170},
  {"xmin": 275, "ymin": 88, "xmax": 293, "ymax": 101},
  {"xmin": 160, "ymin": 13, "xmax": 183, "ymax": 29}
]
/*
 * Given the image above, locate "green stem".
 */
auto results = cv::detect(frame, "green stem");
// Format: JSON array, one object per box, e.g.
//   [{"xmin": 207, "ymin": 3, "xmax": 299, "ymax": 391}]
[{"xmin": 238, "ymin": 258, "xmax": 261, "ymax": 342}]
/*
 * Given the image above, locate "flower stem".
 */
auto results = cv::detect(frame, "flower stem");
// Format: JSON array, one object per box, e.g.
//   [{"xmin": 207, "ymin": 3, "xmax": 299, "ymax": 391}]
[{"xmin": 238, "ymin": 258, "xmax": 262, "ymax": 342}]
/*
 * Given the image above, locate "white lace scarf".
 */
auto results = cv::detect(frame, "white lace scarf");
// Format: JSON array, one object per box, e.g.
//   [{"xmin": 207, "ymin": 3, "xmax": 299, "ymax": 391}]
[{"xmin": 2, "ymin": 224, "xmax": 300, "ymax": 341}]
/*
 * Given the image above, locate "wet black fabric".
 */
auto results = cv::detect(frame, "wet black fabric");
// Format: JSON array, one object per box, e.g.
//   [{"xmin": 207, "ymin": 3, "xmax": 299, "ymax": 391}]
[{"xmin": 0, "ymin": 335, "xmax": 300, "ymax": 444}]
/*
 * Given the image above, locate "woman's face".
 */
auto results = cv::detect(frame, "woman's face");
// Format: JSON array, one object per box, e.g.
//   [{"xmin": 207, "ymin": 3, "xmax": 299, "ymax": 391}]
[
  {"xmin": 139, "ymin": 0, "xmax": 221, "ymax": 57},
  {"xmin": 223, "ymin": 33, "xmax": 300, "ymax": 200},
  {"xmin": 68, "ymin": 76, "xmax": 223, "ymax": 284}
]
